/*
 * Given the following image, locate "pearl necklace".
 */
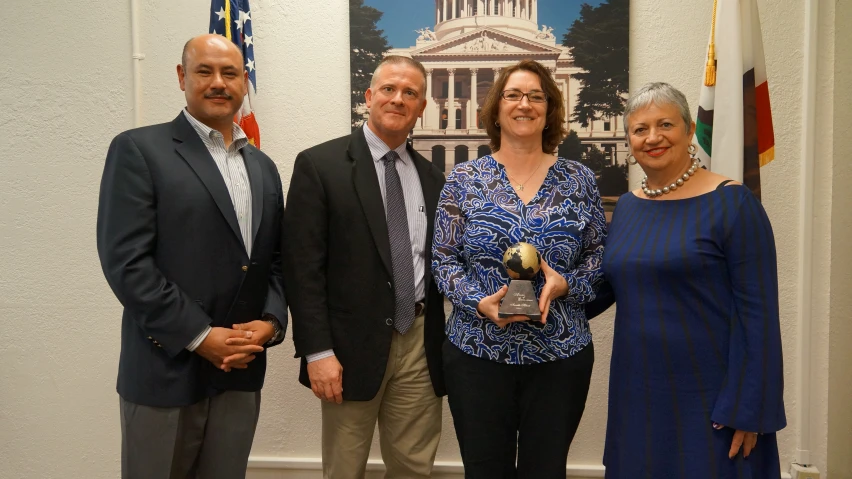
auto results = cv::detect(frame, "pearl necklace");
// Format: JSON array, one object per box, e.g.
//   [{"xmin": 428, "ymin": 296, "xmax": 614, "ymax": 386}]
[{"xmin": 642, "ymin": 157, "xmax": 701, "ymax": 198}]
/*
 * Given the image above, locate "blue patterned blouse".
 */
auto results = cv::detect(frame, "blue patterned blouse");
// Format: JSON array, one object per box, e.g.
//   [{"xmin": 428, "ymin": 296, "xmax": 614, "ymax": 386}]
[{"xmin": 432, "ymin": 155, "xmax": 607, "ymax": 364}]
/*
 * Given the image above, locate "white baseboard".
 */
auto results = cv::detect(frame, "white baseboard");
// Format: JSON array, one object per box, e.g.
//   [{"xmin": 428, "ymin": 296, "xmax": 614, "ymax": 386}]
[
  {"xmin": 247, "ymin": 456, "xmax": 793, "ymax": 479},
  {"xmin": 247, "ymin": 456, "xmax": 604, "ymax": 478}
]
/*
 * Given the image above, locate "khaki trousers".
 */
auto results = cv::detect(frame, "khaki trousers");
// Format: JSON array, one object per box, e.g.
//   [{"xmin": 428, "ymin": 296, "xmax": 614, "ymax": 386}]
[{"xmin": 321, "ymin": 313, "xmax": 442, "ymax": 479}]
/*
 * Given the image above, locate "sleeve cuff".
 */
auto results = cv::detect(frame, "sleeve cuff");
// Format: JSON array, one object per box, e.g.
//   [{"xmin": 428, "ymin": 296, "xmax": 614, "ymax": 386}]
[
  {"xmin": 306, "ymin": 349, "xmax": 335, "ymax": 363},
  {"xmin": 186, "ymin": 326, "xmax": 212, "ymax": 352}
]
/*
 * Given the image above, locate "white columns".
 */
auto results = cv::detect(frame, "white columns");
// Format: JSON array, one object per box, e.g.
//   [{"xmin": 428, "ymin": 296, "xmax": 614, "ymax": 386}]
[
  {"xmin": 442, "ymin": 0, "xmax": 448, "ymax": 21},
  {"xmin": 424, "ymin": 69, "xmax": 434, "ymax": 129},
  {"xmin": 470, "ymin": 68, "xmax": 479, "ymax": 129},
  {"xmin": 468, "ymin": 146, "xmax": 479, "ymax": 161},
  {"xmin": 447, "ymin": 69, "xmax": 456, "ymax": 130},
  {"xmin": 532, "ymin": 0, "xmax": 537, "ymax": 23},
  {"xmin": 436, "ymin": 4, "xmax": 441, "ymax": 24},
  {"xmin": 452, "ymin": 0, "xmax": 457, "ymax": 19},
  {"xmin": 477, "ymin": 0, "xmax": 484, "ymax": 15}
]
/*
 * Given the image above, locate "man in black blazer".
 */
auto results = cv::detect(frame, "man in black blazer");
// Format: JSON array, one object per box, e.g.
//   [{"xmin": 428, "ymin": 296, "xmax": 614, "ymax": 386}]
[
  {"xmin": 97, "ymin": 34, "xmax": 286, "ymax": 479},
  {"xmin": 282, "ymin": 56, "xmax": 446, "ymax": 478}
]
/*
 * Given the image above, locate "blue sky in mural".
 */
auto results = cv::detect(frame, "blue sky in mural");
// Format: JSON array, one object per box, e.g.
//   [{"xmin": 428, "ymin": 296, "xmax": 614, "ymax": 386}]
[{"xmin": 363, "ymin": 0, "xmax": 605, "ymax": 48}]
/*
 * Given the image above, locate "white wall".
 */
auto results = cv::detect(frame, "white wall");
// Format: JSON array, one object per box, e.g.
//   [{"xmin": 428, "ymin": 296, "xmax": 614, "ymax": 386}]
[
  {"xmin": 0, "ymin": 0, "xmax": 848, "ymax": 478},
  {"xmin": 1, "ymin": 0, "xmax": 133, "ymax": 477}
]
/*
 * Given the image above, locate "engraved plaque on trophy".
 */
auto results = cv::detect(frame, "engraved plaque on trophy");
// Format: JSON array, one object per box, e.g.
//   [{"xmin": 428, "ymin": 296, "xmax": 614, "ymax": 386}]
[{"xmin": 498, "ymin": 242, "xmax": 542, "ymax": 321}]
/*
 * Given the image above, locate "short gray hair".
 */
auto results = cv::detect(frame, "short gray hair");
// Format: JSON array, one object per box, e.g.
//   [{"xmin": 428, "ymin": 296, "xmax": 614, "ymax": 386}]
[
  {"xmin": 623, "ymin": 82, "xmax": 692, "ymax": 135},
  {"xmin": 370, "ymin": 55, "xmax": 427, "ymax": 94}
]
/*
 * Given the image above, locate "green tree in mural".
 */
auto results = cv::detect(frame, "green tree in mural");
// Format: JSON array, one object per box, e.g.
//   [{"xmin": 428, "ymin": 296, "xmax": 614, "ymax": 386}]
[
  {"xmin": 558, "ymin": 130, "xmax": 585, "ymax": 161},
  {"xmin": 350, "ymin": 0, "xmax": 390, "ymax": 130},
  {"xmin": 562, "ymin": 0, "xmax": 629, "ymax": 127},
  {"xmin": 582, "ymin": 144, "xmax": 610, "ymax": 173}
]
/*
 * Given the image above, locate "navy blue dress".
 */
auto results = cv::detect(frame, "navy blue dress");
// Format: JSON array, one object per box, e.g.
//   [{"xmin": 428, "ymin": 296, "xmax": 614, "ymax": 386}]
[{"xmin": 601, "ymin": 184, "xmax": 786, "ymax": 479}]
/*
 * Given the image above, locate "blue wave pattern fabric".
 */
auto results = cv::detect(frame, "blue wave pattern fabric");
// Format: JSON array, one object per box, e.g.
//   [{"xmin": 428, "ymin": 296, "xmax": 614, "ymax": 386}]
[
  {"xmin": 602, "ymin": 185, "xmax": 786, "ymax": 478},
  {"xmin": 432, "ymin": 156, "xmax": 606, "ymax": 364}
]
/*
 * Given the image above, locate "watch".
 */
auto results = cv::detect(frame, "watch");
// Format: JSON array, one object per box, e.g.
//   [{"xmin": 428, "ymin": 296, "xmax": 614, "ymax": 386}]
[{"xmin": 262, "ymin": 314, "xmax": 281, "ymax": 345}]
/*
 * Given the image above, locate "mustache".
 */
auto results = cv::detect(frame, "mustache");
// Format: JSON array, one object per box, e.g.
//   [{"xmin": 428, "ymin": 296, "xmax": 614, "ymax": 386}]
[{"xmin": 204, "ymin": 90, "xmax": 233, "ymax": 100}]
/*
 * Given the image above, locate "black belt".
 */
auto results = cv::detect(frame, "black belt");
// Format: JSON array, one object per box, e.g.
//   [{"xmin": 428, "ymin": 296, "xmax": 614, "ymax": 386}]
[{"xmin": 414, "ymin": 301, "xmax": 425, "ymax": 316}]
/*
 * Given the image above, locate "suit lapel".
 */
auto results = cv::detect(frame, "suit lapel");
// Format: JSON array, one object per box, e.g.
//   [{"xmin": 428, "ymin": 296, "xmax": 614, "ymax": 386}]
[
  {"xmin": 243, "ymin": 146, "xmax": 264, "ymax": 246},
  {"xmin": 172, "ymin": 114, "xmax": 246, "ymax": 250},
  {"xmin": 349, "ymin": 129, "xmax": 393, "ymax": 276}
]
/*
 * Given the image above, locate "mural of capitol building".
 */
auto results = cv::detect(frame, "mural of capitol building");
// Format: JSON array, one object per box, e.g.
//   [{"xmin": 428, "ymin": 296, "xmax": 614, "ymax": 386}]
[{"xmin": 383, "ymin": 0, "xmax": 628, "ymax": 173}]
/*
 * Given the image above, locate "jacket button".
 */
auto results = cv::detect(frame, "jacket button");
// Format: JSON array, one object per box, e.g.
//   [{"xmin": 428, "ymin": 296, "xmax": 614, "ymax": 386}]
[
  {"xmin": 387, "ymin": 282, "xmax": 392, "ymax": 289},
  {"xmin": 147, "ymin": 336, "xmax": 153, "ymax": 340},
  {"xmin": 385, "ymin": 318, "xmax": 393, "ymax": 326},
  {"xmin": 241, "ymin": 265, "xmax": 248, "ymax": 272}
]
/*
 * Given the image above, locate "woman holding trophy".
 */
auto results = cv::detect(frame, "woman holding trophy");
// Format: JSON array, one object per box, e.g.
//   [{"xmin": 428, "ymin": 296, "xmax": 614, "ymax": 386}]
[{"xmin": 432, "ymin": 59, "xmax": 607, "ymax": 478}]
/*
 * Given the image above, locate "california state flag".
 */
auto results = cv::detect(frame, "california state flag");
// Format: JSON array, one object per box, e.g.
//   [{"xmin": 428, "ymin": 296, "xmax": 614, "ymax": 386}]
[{"xmin": 695, "ymin": 0, "xmax": 775, "ymax": 200}]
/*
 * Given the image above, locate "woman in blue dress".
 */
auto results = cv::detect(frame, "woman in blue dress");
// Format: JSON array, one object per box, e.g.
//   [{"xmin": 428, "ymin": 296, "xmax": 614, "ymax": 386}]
[
  {"xmin": 432, "ymin": 59, "xmax": 607, "ymax": 478},
  {"xmin": 600, "ymin": 82, "xmax": 786, "ymax": 478}
]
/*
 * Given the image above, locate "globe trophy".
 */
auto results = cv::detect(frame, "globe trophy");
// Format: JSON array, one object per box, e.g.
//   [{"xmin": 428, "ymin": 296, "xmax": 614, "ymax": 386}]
[{"xmin": 499, "ymin": 242, "xmax": 542, "ymax": 321}]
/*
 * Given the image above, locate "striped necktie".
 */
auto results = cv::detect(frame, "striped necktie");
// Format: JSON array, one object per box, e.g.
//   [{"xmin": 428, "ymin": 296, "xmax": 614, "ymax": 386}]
[{"xmin": 382, "ymin": 150, "xmax": 416, "ymax": 335}]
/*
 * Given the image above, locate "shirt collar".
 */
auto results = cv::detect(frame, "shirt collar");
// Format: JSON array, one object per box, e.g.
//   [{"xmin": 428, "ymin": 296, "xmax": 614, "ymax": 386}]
[
  {"xmin": 362, "ymin": 123, "xmax": 410, "ymax": 165},
  {"xmin": 182, "ymin": 109, "xmax": 249, "ymax": 150}
]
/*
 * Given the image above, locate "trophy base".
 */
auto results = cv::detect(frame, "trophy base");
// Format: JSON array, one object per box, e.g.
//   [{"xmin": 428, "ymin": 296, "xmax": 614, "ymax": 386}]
[{"xmin": 498, "ymin": 280, "xmax": 542, "ymax": 321}]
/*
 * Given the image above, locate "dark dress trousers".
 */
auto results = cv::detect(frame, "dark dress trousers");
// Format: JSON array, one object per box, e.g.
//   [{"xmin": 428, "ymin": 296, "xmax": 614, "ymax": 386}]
[
  {"xmin": 97, "ymin": 113, "xmax": 287, "ymax": 408},
  {"xmin": 282, "ymin": 127, "xmax": 446, "ymax": 400}
]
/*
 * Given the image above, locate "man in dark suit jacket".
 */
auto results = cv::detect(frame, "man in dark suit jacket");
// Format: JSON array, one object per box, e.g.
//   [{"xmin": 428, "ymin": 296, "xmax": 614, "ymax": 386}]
[
  {"xmin": 282, "ymin": 56, "xmax": 446, "ymax": 478},
  {"xmin": 96, "ymin": 34, "xmax": 286, "ymax": 479}
]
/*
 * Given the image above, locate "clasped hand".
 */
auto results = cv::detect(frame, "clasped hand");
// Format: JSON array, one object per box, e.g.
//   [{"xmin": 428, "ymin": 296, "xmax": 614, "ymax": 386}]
[
  {"xmin": 477, "ymin": 260, "xmax": 569, "ymax": 328},
  {"xmin": 195, "ymin": 320, "xmax": 274, "ymax": 372}
]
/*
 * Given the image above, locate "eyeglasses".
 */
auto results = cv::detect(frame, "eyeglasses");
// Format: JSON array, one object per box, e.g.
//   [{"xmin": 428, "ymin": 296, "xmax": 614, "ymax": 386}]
[{"xmin": 500, "ymin": 89, "xmax": 547, "ymax": 103}]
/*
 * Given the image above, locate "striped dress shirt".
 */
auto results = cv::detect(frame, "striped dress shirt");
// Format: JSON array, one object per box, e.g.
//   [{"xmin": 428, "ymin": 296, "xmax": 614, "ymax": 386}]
[
  {"xmin": 182, "ymin": 109, "xmax": 252, "ymax": 352},
  {"xmin": 306, "ymin": 124, "xmax": 427, "ymax": 363},
  {"xmin": 363, "ymin": 123, "xmax": 427, "ymax": 302}
]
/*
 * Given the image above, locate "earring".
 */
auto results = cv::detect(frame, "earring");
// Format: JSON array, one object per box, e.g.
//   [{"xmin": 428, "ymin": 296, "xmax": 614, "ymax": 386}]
[
  {"xmin": 495, "ymin": 121, "xmax": 500, "ymax": 128},
  {"xmin": 688, "ymin": 143, "xmax": 697, "ymax": 157},
  {"xmin": 544, "ymin": 125, "xmax": 549, "ymax": 130},
  {"xmin": 626, "ymin": 153, "xmax": 637, "ymax": 165}
]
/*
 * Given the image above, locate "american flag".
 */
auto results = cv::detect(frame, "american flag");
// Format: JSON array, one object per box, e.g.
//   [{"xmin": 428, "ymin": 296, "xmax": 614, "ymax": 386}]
[{"xmin": 209, "ymin": 0, "xmax": 260, "ymax": 148}]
